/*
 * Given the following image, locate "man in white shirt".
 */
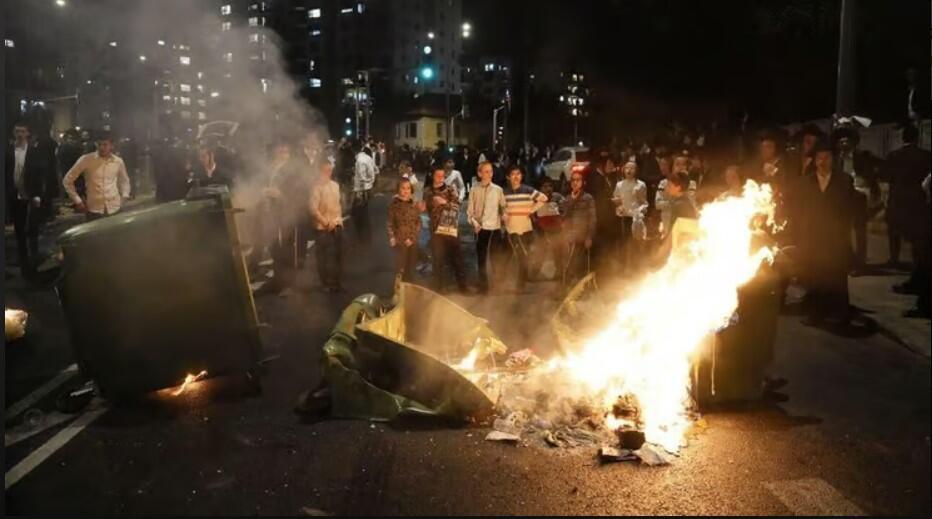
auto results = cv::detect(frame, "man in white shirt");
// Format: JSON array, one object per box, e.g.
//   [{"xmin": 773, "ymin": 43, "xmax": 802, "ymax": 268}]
[
  {"xmin": 309, "ymin": 161, "xmax": 345, "ymax": 292},
  {"xmin": 352, "ymin": 144, "xmax": 377, "ymax": 246},
  {"xmin": 467, "ymin": 161, "xmax": 506, "ymax": 293},
  {"xmin": 442, "ymin": 157, "xmax": 466, "ymax": 202},
  {"xmin": 63, "ymin": 131, "xmax": 131, "ymax": 221}
]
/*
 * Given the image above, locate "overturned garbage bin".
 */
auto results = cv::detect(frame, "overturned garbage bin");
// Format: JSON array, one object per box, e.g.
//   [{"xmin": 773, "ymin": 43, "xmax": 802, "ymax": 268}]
[
  {"xmin": 297, "ymin": 283, "xmax": 497, "ymax": 423},
  {"xmin": 56, "ymin": 187, "xmax": 263, "ymax": 399}
]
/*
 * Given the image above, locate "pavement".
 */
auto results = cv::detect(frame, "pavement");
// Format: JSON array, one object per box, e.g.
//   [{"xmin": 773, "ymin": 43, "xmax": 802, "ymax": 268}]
[{"xmin": 3, "ymin": 192, "xmax": 930, "ymax": 515}]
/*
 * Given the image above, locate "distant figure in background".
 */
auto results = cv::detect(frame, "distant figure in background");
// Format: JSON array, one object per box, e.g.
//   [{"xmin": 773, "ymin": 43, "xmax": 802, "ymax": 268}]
[
  {"xmin": 387, "ymin": 178, "xmax": 421, "ymax": 283},
  {"xmin": 309, "ymin": 161, "xmax": 344, "ymax": 293},
  {"xmin": 884, "ymin": 124, "xmax": 929, "ymax": 270},
  {"xmin": 560, "ymin": 171, "xmax": 596, "ymax": 288},
  {"xmin": 190, "ymin": 143, "xmax": 234, "ymax": 190},
  {"xmin": 5, "ymin": 121, "xmax": 58, "ymax": 278},
  {"xmin": 503, "ymin": 166, "xmax": 548, "ymax": 292},
  {"xmin": 585, "ymin": 154, "xmax": 620, "ymax": 278},
  {"xmin": 152, "ymin": 140, "xmax": 191, "ymax": 203},
  {"xmin": 534, "ymin": 177, "xmax": 564, "ymax": 281},
  {"xmin": 57, "ymin": 129, "xmax": 85, "ymax": 197},
  {"xmin": 423, "ymin": 167, "xmax": 469, "ymax": 294},
  {"xmin": 351, "ymin": 142, "xmax": 376, "ymax": 247},
  {"xmin": 832, "ymin": 126, "xmax": 881, "ymax": 276},
  {"xmin": 456, "ymin": 145, "xmax": 478, "ymax": 194},
  {"xmin": 63, "ymin": 131, "xmax": 131, "ymax": 222},
  {"xmin": 262, "ymin": 141, "xmax": 306, "ymax": 296},
  {"xmin": 789, "ymin": 124, "xmax": 824, "ymax": 177},
  {"xmin": 612, "ymin": 159, "xmax": 648, "ymax": 275},
  {"xmin": 796, "ymin": 143, "xmax": 855, "ymax": 326},
  {"xmin": 443, "ymin": 157, "xmax": 466, "ymax": 202},
  {"xmin": 467, "ymin": 161, "xmax": 506, "ymax": 294}
]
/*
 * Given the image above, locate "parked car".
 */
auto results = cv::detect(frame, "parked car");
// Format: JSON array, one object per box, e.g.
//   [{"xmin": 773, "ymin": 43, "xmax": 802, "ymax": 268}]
[{"xmin": 543, "ymin": 147, "xmax": 591, "ymax": 187}]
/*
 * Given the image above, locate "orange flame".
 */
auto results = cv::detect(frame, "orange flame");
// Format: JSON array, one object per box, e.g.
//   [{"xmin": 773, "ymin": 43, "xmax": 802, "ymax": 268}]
[{"xmin": 171, "ymin": 370, "xmax": 208, "ymax": 396}]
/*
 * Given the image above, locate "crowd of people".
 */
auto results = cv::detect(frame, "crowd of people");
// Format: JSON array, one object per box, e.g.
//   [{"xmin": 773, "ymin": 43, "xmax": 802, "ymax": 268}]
[{"xmin": 4, "ymin": 114, "xmax": 931, "ymax": 322}]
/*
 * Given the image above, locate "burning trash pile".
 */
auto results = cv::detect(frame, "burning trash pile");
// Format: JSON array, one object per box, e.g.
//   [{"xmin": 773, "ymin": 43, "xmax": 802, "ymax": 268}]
[
  {"xmin": 301, "ymin": 181, "xmax": 777, "ymax": 466},
  {"xmin": 452, "ymin": 181, "xmax": 778, "ymax": 464}
]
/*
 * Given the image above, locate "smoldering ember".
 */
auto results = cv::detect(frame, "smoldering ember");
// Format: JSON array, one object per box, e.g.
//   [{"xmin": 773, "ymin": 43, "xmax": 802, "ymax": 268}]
[{"xmin": 2, "ymin": 0, "xmax": 930, "ymax": 516}]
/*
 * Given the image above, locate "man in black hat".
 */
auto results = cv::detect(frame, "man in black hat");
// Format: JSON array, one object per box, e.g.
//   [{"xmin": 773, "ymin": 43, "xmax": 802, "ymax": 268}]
[
  {"xmin": 788, "ymin": 124, "xmax": 825, "ymax": 178},
  {"xmin": 795, "ymin": 142, "xmax": 856, "ymax": 325}
]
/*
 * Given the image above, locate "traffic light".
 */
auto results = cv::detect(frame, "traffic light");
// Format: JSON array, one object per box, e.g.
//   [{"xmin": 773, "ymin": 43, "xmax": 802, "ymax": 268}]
[{"xmin": 420, "ymin": 66, "xmax": 435, "ymax": 80}]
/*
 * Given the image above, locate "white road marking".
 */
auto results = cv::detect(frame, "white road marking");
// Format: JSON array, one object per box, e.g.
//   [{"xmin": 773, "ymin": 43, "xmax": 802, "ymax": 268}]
[
  {"xmin": 4, "ymin": 364, "xmax": 79, "ymax": 421},
  {"xmin": 5, "ymin": 404, "xmax": 108, "ymax": 490},
  {"xmin": 764, "ymin": 477, "xmax": 866, "ymax": 516},
  {"xmin": 5, "ymin": 411, "xmax": 77, "ymax": 447}
]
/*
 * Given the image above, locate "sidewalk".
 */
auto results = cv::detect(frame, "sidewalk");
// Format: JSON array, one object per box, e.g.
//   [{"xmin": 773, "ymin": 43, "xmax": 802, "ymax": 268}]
[{"xmin": 848, "ymin": 220, "xmax": 931, "ymax": 358}]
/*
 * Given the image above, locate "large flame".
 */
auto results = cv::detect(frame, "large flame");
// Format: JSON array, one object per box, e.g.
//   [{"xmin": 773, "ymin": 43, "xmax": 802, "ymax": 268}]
[
  {"xmin": 456, "ymin": 181, "xmax": 776, "ymax": 453},
  {"xmin": 550, "ymin": 181, "xmax": 776, "ymax": 451}
]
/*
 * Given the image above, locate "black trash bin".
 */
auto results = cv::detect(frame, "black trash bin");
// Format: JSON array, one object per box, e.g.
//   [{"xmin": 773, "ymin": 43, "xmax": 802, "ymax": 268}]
[{"xmin": 57, "ymin": 187, "xmax": 263, "ymax": 398}]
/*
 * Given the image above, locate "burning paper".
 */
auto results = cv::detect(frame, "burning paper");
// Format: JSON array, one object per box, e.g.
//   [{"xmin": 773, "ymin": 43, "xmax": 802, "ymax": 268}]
[{"xmin": 171, "ymin": 370, "xmax": 208, "ymax": 396}]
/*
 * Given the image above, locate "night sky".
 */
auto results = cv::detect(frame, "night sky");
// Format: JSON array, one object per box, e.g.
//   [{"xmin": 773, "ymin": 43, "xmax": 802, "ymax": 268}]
[{"xmin": 464, "ymin": 0, "xmax": 930, "ymax": 126}]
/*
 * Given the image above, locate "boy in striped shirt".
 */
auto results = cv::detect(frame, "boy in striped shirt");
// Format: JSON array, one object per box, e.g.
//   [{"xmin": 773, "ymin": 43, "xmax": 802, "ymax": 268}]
[{"xmin": 503, "ymin": 166, "xmax": 548, "ymax": 291}]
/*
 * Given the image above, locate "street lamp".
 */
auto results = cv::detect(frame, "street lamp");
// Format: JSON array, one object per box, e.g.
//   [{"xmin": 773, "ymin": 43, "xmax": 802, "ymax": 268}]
[
  {"xmin": 427, "ymin": 31, "xmax": 435, "ymax": 40},
  {"xmin": 139, "ymin": 55, "xmax": 147, "ymax": 62},
  {"xmin": 423, "ymin": 45, "xmax": 432, "ymax": 55},
  {"xmin": 55, "ymin": 0, "xmax": 66, "ymax": 6},
  {"xmin": 419, "ymin": 66, "xmax": 435, "ymax": 80}
]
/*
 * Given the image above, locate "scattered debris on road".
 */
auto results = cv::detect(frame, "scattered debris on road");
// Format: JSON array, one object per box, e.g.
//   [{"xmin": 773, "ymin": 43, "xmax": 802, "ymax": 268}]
[{"xmin": 485, "ymin": 430, "xmax": 520, "ymax": 443}]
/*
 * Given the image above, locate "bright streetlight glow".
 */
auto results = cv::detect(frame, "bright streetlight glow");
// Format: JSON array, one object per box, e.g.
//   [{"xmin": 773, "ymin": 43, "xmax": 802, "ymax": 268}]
[
  {"xmin": 139, "ymin": 55, "xmax": 147, "ymax": 62},
  {"xmin": 157, "ymin": 40, "xmax": 166, "ymax": 46},
  {"xmin": 345, "ymin": 117, "xmax": 351, "ymax": 124},
  {"xmin": 427, "ymin": 31, "xmax": 435, "ymax": 40},
  {"xmin": 423, "ymin": 45, "xmax": 432, "ymax": 55},
  {"xmin": 109, "ymin": 41, "xmax": 118, "ymax": 47},
  {"xmin": 55, "ymin": 0, "xmax": 66, "ymax": 7},
  {"xmin": 462, "ymin": 22, "xmax": 472, "ymax": 32},
  {"xmin": 420, "ymin": 66, "xmax": 434, "ymax": 80}
]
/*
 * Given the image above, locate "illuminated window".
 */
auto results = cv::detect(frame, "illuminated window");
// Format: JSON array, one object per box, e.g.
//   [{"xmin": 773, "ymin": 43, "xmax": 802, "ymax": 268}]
[
  {"xmin": 249, "ymin": 33, "xmax": 260, "ymax": 43},
  {"xmin": 221, "ymin": 21, "xmax": 231, "ymax": 31},
  {"xmin": 179, "ymin": 96, "xmax": 191, "ymax": 106},
  {"xmin": 248, "ymin": 16, "xmax": 262, "ymax": 27},
  {"xmin": 309, "ymin": 59, "xmax": 316, "ymax": 71},
  {"xmin": 198, "ymin": 112, "xmax": 207, "ymax": 120},
  {"xmin": 179, "ymin": 56, "xmax": 191, "ymax": 65},
  {"xmin": 308, "ymin": 8, "xmax": 321, "ymax": 18},
  {"xmin": 357, "ymin": 3, "xmax": 364, "ymax": 13},
  {"xmin": 340, "ymin": 7, "xmax": 353, "ymax": 14},
  {"xmin": 260, "ymin": 78, "xmax": 270, "ymax": 93},
  {"xmin": 309, "ymin": 78, "xmax": 322, "ymax": 88},
  {"xmin": 162, "ymin": 95, "xmax": 171, "ymax": 101},
  {"xmin": 220, "ymin": 4, "xmax": 231, "ymax": 15},
  {"xmin": 4, "ymin": 39, "xmax": 14, "ymax": 48},
  {"xmin": 223, "ymin": 52, "xmax": 233, "ymax": 63},
  {"xmin": 179, "ymin": 83, "xmax": 191, "ymax": 92},
  {"xmin": 196, "ymin": 84, "xmax": 204, "ymax": 93},
  {"xmin": 311, "ymin": 29, "xmax": 321, "ymax": 36},
  {"xmin": 197, "ymin": 99, "xmax": 206, "ymax": 107}
]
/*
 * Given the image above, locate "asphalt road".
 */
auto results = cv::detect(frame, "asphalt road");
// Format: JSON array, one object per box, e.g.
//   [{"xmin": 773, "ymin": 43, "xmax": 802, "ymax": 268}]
[{"xmin": 4, "ymin": 194, "xmax": 930, "ymax": 515}]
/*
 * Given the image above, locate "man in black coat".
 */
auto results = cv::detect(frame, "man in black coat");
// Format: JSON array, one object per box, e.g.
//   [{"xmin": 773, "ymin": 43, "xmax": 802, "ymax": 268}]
[
  {"xmin": 585, "ymin": 152, "xmax": 619, "ymax": 279},
  {"xmin": 795, "ymin": 143, "xmax": 856, "ymax": 325},
  {"xmin": 883, "ymin": 124, "xmax": 929, "ymax": 267},
  {"xmin": 5, "ymin": 121, "xmax": 58, "ymax": 278}
]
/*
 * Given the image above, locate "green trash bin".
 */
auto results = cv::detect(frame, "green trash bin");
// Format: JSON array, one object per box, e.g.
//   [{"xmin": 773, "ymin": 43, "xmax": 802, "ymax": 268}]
[{"xmin": 56, "ymin": 188, "xmax": 263, "ymax": 398}]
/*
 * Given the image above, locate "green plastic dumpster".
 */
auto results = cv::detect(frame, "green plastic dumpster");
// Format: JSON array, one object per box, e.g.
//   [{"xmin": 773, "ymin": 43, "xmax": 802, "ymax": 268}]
[{"xmin": 56, "ymin": 188, "xmax": 263, "ymax": 398}]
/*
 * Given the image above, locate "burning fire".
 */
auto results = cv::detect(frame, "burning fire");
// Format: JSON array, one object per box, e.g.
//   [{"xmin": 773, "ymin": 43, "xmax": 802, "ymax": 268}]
[
  {"xmin": 171, "ymin": 370, "xmax": 208, "ymax": 396},
  {"xmin": 456, "ymin": 181, "xmax": 777, "ymax": 453}
]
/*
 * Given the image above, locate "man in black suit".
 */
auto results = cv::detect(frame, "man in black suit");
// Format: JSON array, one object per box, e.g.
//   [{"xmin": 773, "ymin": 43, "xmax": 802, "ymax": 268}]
[
  {"xmin": 884, "ymin": 124, "xmax": 931, "ymax": 318},
  {"xmin": 796, "ymin": 143, "xmax": 856, "ymax": 326},
  {"xmin": 5, "ymin": 121, "xmax": 58, "ymax": 278}
]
